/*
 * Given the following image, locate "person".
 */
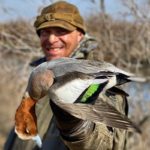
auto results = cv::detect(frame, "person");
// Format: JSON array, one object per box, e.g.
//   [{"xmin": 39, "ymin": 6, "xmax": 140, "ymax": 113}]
[{"xmin": 4, "ymin": 1, "xmax": 128, "ymax": 150}]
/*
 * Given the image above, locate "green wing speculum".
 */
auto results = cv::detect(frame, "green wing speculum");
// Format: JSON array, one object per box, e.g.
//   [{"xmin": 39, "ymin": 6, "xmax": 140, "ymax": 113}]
[
  {"xmin": 80, "ymin": 84, "xmax": 100, "ymax": 103},
  {"xmin": 78, "ymin": 82, "xmax": 108, "ymax": 104}
]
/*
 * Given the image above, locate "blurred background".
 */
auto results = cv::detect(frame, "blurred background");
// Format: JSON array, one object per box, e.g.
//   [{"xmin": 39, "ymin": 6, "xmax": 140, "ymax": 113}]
[{"xmin": 0, "ymin": 0, "xmax": 150, "ymax": 149}]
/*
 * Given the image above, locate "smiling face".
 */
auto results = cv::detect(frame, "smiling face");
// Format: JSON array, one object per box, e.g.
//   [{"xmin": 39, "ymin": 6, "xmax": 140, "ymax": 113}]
[{"xmin": 39, "ymin": 27, "xmax": 84, "ymax": 61}]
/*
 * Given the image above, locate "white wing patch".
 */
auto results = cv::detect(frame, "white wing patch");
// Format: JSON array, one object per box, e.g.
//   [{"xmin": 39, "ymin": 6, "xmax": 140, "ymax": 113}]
[{"xmin": 54, "ymin": 78, "xmax": 108, "ymax": 103}]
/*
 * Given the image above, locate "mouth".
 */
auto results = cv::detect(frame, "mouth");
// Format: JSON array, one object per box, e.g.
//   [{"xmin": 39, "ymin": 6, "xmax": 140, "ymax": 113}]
[
  {"xmin": 45, "ymin": 45, "xmax": 64, "ymax": 52},
  {"xmin": 45, "ymin": 46, "xmax": 65, "ymax": 58}
]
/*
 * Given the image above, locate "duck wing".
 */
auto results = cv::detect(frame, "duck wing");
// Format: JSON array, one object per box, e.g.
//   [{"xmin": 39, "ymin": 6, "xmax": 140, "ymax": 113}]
[
  {"xmin": 50, "ymin": 95, "xmax": 141, "ymax": 133},
  {"xmin": 34, "ymin": 57, "xmax": 145, "ymax": 83}
]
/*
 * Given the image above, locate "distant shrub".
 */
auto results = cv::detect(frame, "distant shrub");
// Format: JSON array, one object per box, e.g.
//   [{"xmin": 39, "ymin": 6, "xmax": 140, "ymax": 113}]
[{"xmin": 86, "ymin": 14, "xmax": 150, "ymax": 75}]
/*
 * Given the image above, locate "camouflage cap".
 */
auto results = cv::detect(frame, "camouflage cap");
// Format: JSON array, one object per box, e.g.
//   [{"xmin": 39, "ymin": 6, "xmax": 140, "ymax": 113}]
[{"xmin": 34, "ymin": 1, "xmax": 86, "ymax": 34}]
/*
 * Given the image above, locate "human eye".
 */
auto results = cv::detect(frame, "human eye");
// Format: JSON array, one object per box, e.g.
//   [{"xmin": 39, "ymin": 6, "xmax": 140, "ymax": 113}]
[
  {"xmin": 55, "ymin": 28, "xmax": 69, "ymax": 36},
  {"xmin": 40, "ymin": 30, "xmax": 49, "ymax": 37}
]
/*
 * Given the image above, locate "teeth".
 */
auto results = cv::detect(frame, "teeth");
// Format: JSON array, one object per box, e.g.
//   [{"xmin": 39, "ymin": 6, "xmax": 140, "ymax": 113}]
[{"xmin": 45, "ymin": 45, "xmax": 63, "ymax": 51}]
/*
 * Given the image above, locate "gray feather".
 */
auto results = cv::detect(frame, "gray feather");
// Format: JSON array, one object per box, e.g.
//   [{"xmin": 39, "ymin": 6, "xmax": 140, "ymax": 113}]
[{"xmin": 49, "ymin": 92, "xmax": 141, "ymax": 133}]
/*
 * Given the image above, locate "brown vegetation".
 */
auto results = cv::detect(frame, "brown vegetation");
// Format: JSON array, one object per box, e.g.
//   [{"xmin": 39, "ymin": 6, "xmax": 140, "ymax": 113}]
[
  {"xmin": 0, "ymin": 15, "xmax": 150, "ymax": 150},
  {"xmin": 86, "ymin": 14, "xmax": 150, "ymax": 76}
]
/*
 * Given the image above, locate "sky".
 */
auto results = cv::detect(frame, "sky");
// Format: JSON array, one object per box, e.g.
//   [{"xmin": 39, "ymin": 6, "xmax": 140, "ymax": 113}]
[
  {"xmin": 1, "ymin": 0, "xmax": 148, "ymax": 22},
  {"xmin": 0, "ymin": 0, "xmax": 128, "ymax": 22}
]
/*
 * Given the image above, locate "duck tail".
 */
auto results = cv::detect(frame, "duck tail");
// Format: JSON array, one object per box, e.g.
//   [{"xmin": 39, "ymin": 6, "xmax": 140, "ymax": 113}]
[{"xmin": 128, "ymin": 76, "xmax": 146, "ymax": 82}]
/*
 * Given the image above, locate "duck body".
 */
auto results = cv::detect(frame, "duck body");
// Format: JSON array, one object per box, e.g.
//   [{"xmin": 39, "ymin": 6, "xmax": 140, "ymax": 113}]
[
  {"xmin": 15, "ymin": 57, "xmax": 143, "ymax": 147},
  {"xmin": 30, "ymin": 57, "xmax": 138, "ymax": 104}
]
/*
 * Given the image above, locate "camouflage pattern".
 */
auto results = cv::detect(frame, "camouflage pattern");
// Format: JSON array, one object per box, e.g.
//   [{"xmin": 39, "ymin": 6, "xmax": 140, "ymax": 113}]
[{"xmin": 4, "ymin": 35, "xmax": 128, "ymax": 150}]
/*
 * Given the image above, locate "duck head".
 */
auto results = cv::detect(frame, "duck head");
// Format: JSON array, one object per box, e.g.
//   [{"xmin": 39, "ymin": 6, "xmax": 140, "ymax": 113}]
[{"xmin": 15, "ymin": 69, "xmax": 54, "ymax": 147}]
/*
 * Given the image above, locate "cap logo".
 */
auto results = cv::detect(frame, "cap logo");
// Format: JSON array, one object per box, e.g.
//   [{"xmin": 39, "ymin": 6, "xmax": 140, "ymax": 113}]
[{"xmin": 45, "ymin": 13, "xmax": 55, "ymax": 21}]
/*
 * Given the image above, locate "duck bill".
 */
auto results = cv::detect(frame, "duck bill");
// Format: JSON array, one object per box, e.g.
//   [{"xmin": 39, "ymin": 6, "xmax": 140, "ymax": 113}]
[{"xmin": 32, "ymin": 134, "xmax": 42, "ymax": 148}]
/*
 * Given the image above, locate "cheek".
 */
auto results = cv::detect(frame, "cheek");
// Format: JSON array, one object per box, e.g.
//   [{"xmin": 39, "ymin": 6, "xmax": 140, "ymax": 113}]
[
  {"xmin": 68, "ymin": 36, "xmax": 79, "ymax": 49},
  {"xmin": 64, "ymin": 34, "xmax": 79, "ymax": 48},
  {"xmin": 63, "ymin": 38, "xmax": 78, "ymax": 56},
  {"xmin": 40, "ymin": 41, "xmax": 45, "ymax": 48},
  {"xmin": 40, "ymin": 40, "xmax": 48, "ymax": 55},
  {"xmin": 39, "ymin": 36, "xmax": 47, "ymax": 48}
]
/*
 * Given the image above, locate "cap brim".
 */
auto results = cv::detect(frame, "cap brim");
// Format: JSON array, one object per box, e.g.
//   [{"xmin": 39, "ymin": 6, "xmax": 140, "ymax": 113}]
[{"xmin": 36, "ymin": 20, "xmax": 76, "ymax": 31}]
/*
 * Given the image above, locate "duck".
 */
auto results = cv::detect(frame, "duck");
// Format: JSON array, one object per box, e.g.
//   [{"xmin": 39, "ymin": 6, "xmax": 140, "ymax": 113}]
[{"xmin": 15, "ymin": 57, "xmax": 144, "ymax": 148}]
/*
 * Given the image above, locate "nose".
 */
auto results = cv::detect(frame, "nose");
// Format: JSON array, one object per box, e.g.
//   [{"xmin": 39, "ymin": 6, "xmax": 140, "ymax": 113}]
[{"xmin": 48, "ymin": 33, "xmax": 58, "ymax": 43}]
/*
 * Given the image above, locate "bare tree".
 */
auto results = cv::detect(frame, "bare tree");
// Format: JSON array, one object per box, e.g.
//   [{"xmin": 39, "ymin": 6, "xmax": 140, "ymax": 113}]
[
  {"xmin": 100, "ymin": 0, "xmax": 105, "ymax": 14},
  {"xmin": 120, "ymin": 0, "xmax": 150, "ymax": 21}
]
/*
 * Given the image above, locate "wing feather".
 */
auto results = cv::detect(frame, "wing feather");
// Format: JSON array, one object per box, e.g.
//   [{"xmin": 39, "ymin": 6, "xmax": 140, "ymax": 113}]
[{"xmin": 50, "ymin": 95, "xmax": 141, "ymax": 133}]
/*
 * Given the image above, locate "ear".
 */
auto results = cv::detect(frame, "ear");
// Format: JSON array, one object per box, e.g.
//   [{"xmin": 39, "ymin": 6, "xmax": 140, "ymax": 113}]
[{"xmin": 77, "ymin": 31, "xmax": 84, "ymax": 42}]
